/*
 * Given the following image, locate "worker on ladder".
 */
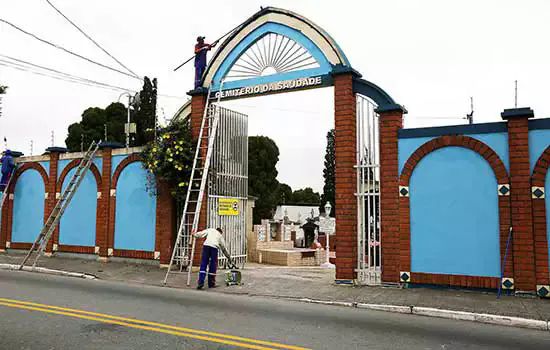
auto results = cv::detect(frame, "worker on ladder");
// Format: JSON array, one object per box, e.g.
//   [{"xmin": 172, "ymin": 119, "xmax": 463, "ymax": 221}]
[
  {"xmin": 194, "ymin": 36, "xmax": 217, "ymax": 88},
  {"xmin": 193, "ymin": 227, "xmax": 232, "ymax": 290},
  {"xmin": 0, "ymin": 149, "xmax": 15, "ymax": 191}
]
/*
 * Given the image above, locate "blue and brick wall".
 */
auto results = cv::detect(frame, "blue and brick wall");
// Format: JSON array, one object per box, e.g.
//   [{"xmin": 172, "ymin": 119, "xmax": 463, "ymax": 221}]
[
  {"xmin": 385, "ymin": 111, "xmax": 550, "ymax": 296},
  {"xmin": 0, "ymin": 146, "xmax": 175, "ymax": 264}
]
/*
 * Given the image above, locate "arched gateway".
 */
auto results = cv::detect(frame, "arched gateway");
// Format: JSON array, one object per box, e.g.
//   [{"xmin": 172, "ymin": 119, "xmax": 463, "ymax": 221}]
[{"xmin": 182, "ymin": 7, "xmax": 406, "ymax": 284}]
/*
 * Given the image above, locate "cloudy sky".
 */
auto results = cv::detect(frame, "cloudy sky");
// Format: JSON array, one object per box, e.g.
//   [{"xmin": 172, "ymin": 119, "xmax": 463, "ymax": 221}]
[{"xmin": 1, "ymin": 0, "xmax": 549, "ymax": 192}]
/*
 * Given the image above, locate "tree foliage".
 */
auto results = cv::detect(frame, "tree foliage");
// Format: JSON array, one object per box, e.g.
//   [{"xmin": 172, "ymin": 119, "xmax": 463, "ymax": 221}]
[
  {"xmin": 290, "ymin": 187, "xmax": 321, "ymax": 206},
  {"xmin": 65, "ymin": 103, "xmax": 127, "ymax": 151},
  {"xmin": 65, "ymin": 77, "xmax": 157, "ymax": 151},
  {"xmin": 134, "ymin": 77, "xmax": 158, "ymax": 145},
  {"xmin": 276, "ymin": 183, "xmax": 293, "ymax": 205},
  {"xmin": 248, "ymin": 136, "xmax": 280, "ymax": 224},
  {"xmin": 320, "ymin": 129, "xmax": 335, "ymax": 214},
  {"xmin": 0, "ymin": 85, "xmax": 7, "ymax": 94}
]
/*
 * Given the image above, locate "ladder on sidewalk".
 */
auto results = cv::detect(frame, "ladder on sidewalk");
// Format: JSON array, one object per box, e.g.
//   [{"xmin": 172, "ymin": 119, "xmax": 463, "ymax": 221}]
[
  {"xmin": 19, "ymin": 141, "xmax": 101, "ymax": 269},
  {"xmin": 163, "ymin": 81, "xmax": 224, "ymax": 286}
]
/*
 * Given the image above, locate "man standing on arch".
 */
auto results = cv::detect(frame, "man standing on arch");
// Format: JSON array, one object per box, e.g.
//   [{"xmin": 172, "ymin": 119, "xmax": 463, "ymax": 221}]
[{"xmin": 194, "ymin": 36, "xmax": 217, "ymax": 88}]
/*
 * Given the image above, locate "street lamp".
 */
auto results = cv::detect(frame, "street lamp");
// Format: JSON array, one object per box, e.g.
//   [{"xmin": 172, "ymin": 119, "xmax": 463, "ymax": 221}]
[
  {"xmin": 325, "ymin": 201, "xmax": 332, "ymax": 217},
  {"xmin": 320, "ymin": 201, "xmax": 335, "ymax": 268},
  {"xmin": 118, "ymin": 92, "xmax": 138, "ymax": 150}
]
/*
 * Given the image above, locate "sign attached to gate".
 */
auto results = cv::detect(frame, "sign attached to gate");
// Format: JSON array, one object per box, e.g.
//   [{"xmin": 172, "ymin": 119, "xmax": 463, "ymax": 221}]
[
  {"xmin": 218, "ymin": 198, "xmax": 240, "ymax": 215},
  {"xmin": 211, "ymin": 75, "xmax": 330, "ymax": 100}
]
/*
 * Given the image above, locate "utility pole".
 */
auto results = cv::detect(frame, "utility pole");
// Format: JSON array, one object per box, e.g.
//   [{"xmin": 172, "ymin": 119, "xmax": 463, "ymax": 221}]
[
  {"xmin": 104, "ymin": 124, "xmax": 108, "ymax": 141},
  {"xmin": 30, "ymin": 140, "xmax": 33, "ymax": 156},
  {"xmin": 51, "ymin": 130, "xmax": 54, "ymax": 147},
  {"xmin": 80, "ymin": 134, "xmax": 84, "ymax": 152}
]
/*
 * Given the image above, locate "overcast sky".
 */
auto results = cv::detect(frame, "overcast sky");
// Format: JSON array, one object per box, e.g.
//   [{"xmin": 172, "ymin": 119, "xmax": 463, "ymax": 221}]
[{"xmin": 1, "ymin": 0, "xmax": 549, "ymax": 193}]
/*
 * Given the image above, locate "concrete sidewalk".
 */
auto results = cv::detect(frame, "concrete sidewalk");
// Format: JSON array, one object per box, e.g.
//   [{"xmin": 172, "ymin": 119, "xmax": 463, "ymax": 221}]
[{"xmin": 1, "ymin": 252, "xmax": 549, "ymax": 323}]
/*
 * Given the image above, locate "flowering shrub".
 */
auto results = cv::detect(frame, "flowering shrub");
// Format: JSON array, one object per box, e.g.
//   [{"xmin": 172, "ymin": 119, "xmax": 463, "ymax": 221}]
[{"xmin": 141, "ymin": 118, "xmax": 194, "ymax": 200}]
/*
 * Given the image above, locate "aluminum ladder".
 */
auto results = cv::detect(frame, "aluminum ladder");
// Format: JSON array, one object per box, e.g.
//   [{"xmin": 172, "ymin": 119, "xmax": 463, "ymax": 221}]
[
  {"xmin": 163, "ymin": 81, "xmax": 224, "ymax": 286},
  {"xmin": 19, "ymin": 141, "xmax": 101, "ymax": 269}
]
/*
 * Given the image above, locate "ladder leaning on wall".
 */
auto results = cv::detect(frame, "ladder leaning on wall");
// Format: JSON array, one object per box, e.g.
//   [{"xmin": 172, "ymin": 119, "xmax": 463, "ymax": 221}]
[
  {"xmin": 163, "ymin": 81, "xmax": 224, "ymax": 286},
  {"xmin": 19, "ymin": 141, "xmax": 101, "ymax": 270}
]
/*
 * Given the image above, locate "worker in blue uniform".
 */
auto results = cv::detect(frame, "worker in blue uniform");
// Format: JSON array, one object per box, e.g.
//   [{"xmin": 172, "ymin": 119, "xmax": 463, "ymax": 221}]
[
  {"xmin": 0, "ymin": 149, "xmax": 15, "ymax": 191},
  {"xmin": 194, "ymin": 36, "xmax": 217, "ymax": 88}
]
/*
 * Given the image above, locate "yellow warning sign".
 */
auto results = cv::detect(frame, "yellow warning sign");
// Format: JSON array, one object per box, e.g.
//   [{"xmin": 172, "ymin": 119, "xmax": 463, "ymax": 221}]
[{"xmin": 218, "ymin": 198, "xmax": 240, "ymax": 216}]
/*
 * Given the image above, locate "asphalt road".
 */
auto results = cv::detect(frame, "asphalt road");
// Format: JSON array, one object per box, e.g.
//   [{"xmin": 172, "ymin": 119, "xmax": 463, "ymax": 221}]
[{"xmin": 0, "ymin": 270, "xmax": 549, "ymax": 349}]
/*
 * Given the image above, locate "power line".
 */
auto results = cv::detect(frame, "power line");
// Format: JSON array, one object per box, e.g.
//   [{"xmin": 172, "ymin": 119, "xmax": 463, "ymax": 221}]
[
  {"xmin": 0, "ymin": 18, "xmax": 141, "ymax": 80},
  {"xmin": 0, "ymin": 54, "xmax": 136, "ymax": 91},
  {"xmin": 43, "ymin": 0, "xmax": 139, "ymax": 78},
  {"xmin": 0, "ymin": 58, "xmax": 136, "ymax": 93}
]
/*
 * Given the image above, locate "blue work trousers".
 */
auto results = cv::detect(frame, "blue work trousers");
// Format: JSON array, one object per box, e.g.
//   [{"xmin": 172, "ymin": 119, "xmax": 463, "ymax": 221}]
[{"xmin": 198, "ymin": 245, "xmax": 218, "ymax": 287}]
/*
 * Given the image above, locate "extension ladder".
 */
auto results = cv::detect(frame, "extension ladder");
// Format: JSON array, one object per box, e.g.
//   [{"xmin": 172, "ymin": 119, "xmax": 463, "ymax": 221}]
[
  {"xmin": 19, "ymin": 141, "xmax": 101, "ymax": 269},
  {"xmin": 163, "ymin": 81, "xmax": 224, "ymax": 286}
]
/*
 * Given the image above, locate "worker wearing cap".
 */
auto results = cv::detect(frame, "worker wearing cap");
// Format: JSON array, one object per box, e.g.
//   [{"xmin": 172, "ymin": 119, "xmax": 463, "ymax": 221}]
[
  {"xmin": 194, "ymin": 36, "xmax": 217, "ymax": 88},
  {"xmin": 193, "ymin": 227, "xmax": 232, "ymax": 289},
  {"xmin": 0, "ymin": 150, "xmax": 15, "ymax": 191}
]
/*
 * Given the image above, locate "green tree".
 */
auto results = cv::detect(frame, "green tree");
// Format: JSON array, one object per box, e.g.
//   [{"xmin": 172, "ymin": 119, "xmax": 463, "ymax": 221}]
[
  {"xmin": 0, "ymin": 85, "xmax": 7, "ymax": 94},
  {"xmin": 134, "ymin": 77, "xmax": 158, "ymax": 145},
  {"xmin": 320, "ymin": 129, "xmax": 335, "ymax": 214},
  {"xmin": 65, "ymin": 77, "xmax": 157, "ymax": 151},
  {"xmin": 290, "ymin": 187, "xmax": 321, "ymax": 206},
  {"xmin": 65, "ymin": 103, "xmax": 127, "ymax": 151},
  {"xmin": 248, "ymin": 136, "xmax": 280, "ymax": 223},
  {"xmin": 276, "ymin": 183, "xmax": 293, "ymax": 205}
]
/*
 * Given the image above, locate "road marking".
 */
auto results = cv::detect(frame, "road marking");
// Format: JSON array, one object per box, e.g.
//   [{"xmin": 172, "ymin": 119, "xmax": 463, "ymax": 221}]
[{"xmin": 0, "ymin": 298, "xmax": 310, "ymax": 350}]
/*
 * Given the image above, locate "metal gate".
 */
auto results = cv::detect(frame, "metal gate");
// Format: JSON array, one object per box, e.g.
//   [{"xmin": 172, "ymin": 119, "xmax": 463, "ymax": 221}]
[
  {"xmin": 356, "ymin": 94, "xmax": 381, "ymax": 285},
  {"xmin": 207, "ymin": 107, "xmax": 248, "ymax": 268}
]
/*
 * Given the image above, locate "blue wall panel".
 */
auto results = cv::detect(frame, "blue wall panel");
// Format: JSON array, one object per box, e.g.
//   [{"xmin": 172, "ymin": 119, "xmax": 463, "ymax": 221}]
[
  {"xmin": 546, "ymin": 171, "xmax": 550, "ymax": 271},
  {"xmin": 59, "ymin": 168, "xmax": 97, "ymax": 246},
  {"xmin": 410, "ymin": 147, "xmax": 500, "ymax": 277},
  {"xmin": 57, "ymin": 159, "xmax": 70, "ymax": 179},
  {"xmin": 464, "ymin": 132, "xmax": 509, "ymax": 173},
  {"xmin": 114, "ymin": 162, "xmax": 156, "ymax": 251},
  {"xmin": 398, "ymin": 136, "xmax": 434, "ymax": 175},
  {"xmin": 11, "ymin": 170, "xmax": 45, "ymax": 243},
  {"xmin": 111, "ymin": 155, "xmax": 126, "ymax": 177},
  {"xmin": 529, "ymin": 130, "xmax": 550, "ymax": 174},
  {"xmin": 398, "ymin": 132, "xmax": 509, "ymax": 176},
  {"xmin": 39, "ymin": 161, "xmax": 49, "ymax": 175}
]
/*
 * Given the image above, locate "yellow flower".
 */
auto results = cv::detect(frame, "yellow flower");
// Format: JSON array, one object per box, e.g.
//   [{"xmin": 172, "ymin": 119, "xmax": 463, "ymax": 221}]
[
  {"xmin": 152, "ymin": 148, "xmax": 157, "ymax": 153},
  {"xmin": 178, "ymin": 182, "xmax": 185, "ymax": 187},
  {"xmin": 168, "ymin": 158, "xmax": 173, "ymax": 162}
]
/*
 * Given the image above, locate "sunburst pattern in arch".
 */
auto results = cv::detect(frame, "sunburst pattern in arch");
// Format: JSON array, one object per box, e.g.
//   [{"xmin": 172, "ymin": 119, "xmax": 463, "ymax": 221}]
[{"xmin": 224, "ymin": 33, "xmax": 320, "ymax": 82}]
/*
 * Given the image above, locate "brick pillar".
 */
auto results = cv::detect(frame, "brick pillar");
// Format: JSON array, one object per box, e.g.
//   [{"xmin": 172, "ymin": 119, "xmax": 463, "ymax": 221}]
[
  {"xmin": 377, "ymin": 107, "xmax": 404, "ymax": 284},
  {"xmin": 157, "ymin": 179, "xmax": 175, "ymax": 266},
  {"xmin": 501, "ymin": 107, "xmax": 536, "ymax": 292},
  {"xmin": 44, "ymin": 149, "xmax": 64, "ymax": 255},
  {"xmin": 333, "ymin": 71, "xmax": 357, "ymax": 281},
  {"xmin": 190, "ymin": 92, "xmax": 208, "ymax": 264},
  {"xmin": 97, "ymin": 147, "xmax": 113, "ymax": 261}
]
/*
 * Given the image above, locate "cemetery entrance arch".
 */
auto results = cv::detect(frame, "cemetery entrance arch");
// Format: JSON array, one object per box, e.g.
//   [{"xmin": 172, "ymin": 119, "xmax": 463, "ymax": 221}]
[{"xmin": 186, "ymin": 7, "xmax": 406, "ymax": 284}]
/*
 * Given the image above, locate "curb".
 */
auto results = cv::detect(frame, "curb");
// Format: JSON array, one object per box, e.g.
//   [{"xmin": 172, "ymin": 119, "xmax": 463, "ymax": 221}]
[
  {"xmin": 290, "ymin": 297, "xmax": 549, "ymax": 332},
  {"xmin": 0, "ymin": 263, "xmax": 97, "ymax": 280}
]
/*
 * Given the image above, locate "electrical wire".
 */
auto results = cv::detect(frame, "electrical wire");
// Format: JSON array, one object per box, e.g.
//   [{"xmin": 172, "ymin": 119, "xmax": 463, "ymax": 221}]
[
  {"xmin": 0, "ymin": 58, "xmax": 136, "ymax": 93},
  {"xmin": 0, "ymin": 18, "xmax": 141, "ymax": 80},
  {"xmin": 43, "ymin": 0, "xmax": 139, "ymax": 78}
]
